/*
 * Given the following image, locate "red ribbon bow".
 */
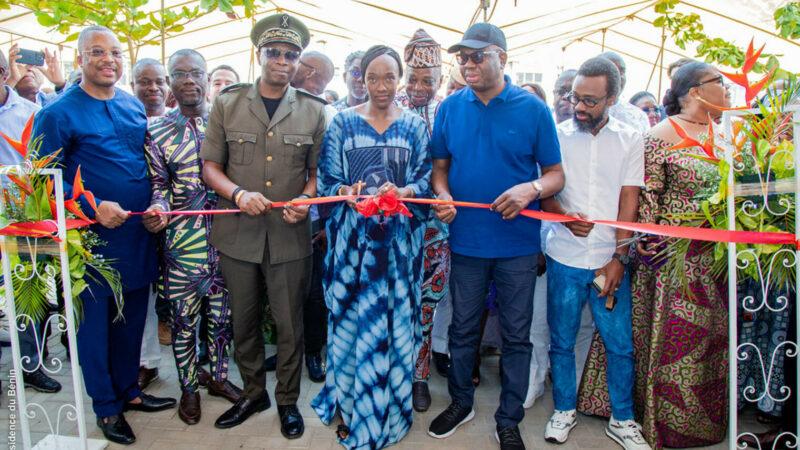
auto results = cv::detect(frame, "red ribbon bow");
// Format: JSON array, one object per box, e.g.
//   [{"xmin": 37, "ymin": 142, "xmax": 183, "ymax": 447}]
[{"xmin": 356, "ymin": 191, "xmax": 413, "ymax": 218}]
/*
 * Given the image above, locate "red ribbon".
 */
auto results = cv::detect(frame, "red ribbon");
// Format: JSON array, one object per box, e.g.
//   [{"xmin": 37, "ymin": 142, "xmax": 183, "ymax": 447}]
[{"xmin": 3, "ymin": 194, "xmax": 797, "ymax": 248}]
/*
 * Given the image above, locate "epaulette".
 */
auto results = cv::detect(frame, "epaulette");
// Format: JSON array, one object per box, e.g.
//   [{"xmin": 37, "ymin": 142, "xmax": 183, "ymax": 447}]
[
  {"xmin": 220, "ymin": 82, "xmax": 252, "ymax": 95},
  {"xmin": 295, "ymin": 88, "xmax": 328, "ymax": 104}
]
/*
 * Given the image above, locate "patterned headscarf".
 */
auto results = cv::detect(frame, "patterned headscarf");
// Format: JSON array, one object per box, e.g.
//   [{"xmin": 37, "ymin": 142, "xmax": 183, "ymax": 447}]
[{"xmin": 404, "ymin": 29, "xmax": 442, "ymax": 69}]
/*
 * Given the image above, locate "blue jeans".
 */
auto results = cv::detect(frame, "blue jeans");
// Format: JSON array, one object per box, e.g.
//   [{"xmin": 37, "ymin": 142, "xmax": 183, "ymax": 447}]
[
  {"xmin": 447, "ymin": 252, "xmax": 537, "ymax": 428},
  {"xmin": 547, "ymin": 256, "xmax": 634, "ymax": 420}
]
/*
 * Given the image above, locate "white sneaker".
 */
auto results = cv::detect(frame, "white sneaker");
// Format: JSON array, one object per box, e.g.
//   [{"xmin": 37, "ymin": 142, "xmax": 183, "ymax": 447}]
[
  {"xmin": 544, "ymin": 409, "xmax": 577, "ymax": 444},
  {"xmin": 606, "ymin": 417, "xmax": 651, "ymax": 450}
]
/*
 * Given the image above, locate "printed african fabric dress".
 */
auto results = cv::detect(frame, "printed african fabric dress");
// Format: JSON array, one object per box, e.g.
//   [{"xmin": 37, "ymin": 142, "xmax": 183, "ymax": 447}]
[
  {"xmin": 396, "ymin": 93, "xmax": 451, "ymax": 381},
  {"xmin": 145, "ymin": 109, "xmax": 232, "ymax": 393},
  {"xmin": 311, "ymin": 109, "xmax": 431, "ymax": 450},
  {"xmin": 577, "ymin": 134, "xmax": 727, "ymax": 448}
]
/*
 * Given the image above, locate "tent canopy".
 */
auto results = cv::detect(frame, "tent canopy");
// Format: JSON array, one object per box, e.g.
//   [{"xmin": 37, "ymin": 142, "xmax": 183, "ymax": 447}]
[{"xmin": 1, "ymin": 0, "xmax": 796, "ymax": 99}]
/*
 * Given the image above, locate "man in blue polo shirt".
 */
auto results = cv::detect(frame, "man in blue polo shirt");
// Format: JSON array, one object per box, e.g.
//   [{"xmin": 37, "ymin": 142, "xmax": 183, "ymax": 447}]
[{"xmin": 427, "ymin": 23, "xmax": 564, "ymax": 450}]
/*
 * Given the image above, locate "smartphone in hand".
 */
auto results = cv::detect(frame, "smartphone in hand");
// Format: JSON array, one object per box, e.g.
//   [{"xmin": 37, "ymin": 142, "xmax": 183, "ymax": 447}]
[
  {"xmin": 590, "ymin": 273, "xmax": 617, "ymax": 310},
  {"xmin": 17, "ymin": 49, "xmax": 45, "ymax": 67}
]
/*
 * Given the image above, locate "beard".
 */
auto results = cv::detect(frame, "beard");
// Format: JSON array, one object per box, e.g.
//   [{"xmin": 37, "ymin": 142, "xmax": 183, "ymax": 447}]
[{"xmin": 574, "ymin": 112, "xmax": 604, "ymax": 132}]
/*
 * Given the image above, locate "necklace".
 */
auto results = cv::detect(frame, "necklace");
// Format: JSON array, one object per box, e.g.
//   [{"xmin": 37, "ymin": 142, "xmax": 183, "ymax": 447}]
[{"xmin": 675, "ymin": 115, "xmax": 709, "ymax": 126}]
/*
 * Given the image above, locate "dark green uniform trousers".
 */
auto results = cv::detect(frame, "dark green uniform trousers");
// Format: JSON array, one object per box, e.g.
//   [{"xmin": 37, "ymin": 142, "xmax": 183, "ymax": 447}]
[{"xmin": 219, "ymin": 243, "xmax": 311, "ymax": 405}]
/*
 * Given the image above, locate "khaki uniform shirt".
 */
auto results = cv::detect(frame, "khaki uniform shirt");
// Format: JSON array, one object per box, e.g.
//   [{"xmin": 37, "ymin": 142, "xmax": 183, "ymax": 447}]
[{"xmin": 200, "ymin": 81, "xmax": 326, "ymax": 264}]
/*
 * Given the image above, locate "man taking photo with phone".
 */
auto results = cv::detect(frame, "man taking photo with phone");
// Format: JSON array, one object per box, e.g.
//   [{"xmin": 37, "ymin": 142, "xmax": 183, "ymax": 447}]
[
  {"xmin": 7, "ymin": 43, "xmax": 66, "ymax": 107},
  {"xmin": 540, "ymin": 56, "xmax": 648, "ymax": 450}
]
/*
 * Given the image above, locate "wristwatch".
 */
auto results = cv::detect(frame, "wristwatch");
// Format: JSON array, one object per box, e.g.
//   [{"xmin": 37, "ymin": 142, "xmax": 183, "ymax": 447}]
[
  {"xmin": 611, "ymin": 252, "xmax": 630, "ymax": 265},
  {"xmin": 531, "ymin": 179, "xmax": 543, "ymax": 199}
]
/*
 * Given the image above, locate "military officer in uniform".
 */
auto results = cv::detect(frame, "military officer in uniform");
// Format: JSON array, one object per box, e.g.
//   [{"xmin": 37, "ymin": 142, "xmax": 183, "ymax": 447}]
[{"xmin": 200, "ymin": 13, "xmax": 326, "ymax": 439}]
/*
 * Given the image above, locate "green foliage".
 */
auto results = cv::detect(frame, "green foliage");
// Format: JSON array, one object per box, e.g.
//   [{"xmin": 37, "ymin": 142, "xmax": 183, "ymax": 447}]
[
  {"xmin": 0, "ymin": 141, "xmax": 124, "ymax": 327},
  {"xmin": 775, "ymin": 2, "xmax": 800, "ymax": 39},
  {"xmin": 652, "ymin": 0, "xmax": 790, "ymax": 73},
  {"xmin": 13, "ymin": 0, "xmax": 266, "ymax": 63}
]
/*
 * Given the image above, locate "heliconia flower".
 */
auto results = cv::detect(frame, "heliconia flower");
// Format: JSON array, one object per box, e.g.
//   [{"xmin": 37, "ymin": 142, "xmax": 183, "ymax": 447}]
[
  {"xmin": 720, "ymin": 39, "xmax": 776, "ymax": 105},
  {"xmin": 666, "ymin": 118, "xmax": 720, "ymax": 163},
  {"xmin": 0, "ymin": 114, "xmax": 33, "ymax": 159},
  {"xmin": 63, "ymin": 167, "xmax": 98, "ymax": 222}
]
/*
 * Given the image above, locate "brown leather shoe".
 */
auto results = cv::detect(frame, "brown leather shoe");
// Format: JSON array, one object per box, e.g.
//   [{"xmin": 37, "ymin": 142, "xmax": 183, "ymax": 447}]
[
  {"xmin": 137, "ymin": 367, "xmax": 158, "ymax": 391},
  {"xmin": 158, "ymin": 321, "xmax": 171, "ymax": 345},
  {"xmin": 207, "ymin": 379, "xmax": 243, "ymax": 404},
  {"xmin": 197, "ymin": 367, "xmax": 212, "ymax": 388},
  {"xmin": 178, "ymin": 391, "xmax": 201, "ymax": 425}
]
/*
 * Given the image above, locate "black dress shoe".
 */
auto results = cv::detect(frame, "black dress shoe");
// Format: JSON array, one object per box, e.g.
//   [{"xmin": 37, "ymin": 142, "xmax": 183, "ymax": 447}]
[
  {"xmin": 412, "ymin": 381, "xmax": 431, "ymax": 412},
  {"xmin": 137, "ymin": 367, "xmax": 159, "ymax": 391},
  {"xmin": 23, "ymin": 369, "xmax": 62, "ymax": 393},
  {"xmin": 305, "ymin": 353, "xmax": 325, "ymax": 383},
  {"xmin": 278, "ymin": 404, "xmax": 304, "ymax": 439},
  {"xmin": 215, "ymin": 393, "xmax": 271, "ymax": 429},
  {"xmin": 124, "ymin": 393, "xmax": 176, "ymax": 412},
  {"xmin": 97, "ymin": 414, "xmax": 135, "ymax": 445},
  {"xmin": 264, "ymin": 354, "xmax": 277, "ymax": 372},
  {"xmin": 432, "ymin": 351, "xmax": 450, "ymax": 377}
]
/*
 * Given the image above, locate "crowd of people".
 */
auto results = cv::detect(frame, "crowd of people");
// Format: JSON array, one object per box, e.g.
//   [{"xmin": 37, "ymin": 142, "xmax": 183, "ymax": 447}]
[{"xmin": 0, "ymin": 11, "xmax": 792, "ymax": 450}]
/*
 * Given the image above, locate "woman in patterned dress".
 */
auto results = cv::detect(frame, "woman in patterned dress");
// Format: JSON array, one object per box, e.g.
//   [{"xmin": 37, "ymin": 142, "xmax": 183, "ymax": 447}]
[
  {"xmin": 577, "ymin": 61, "xmax": 731, "ymax": 448},
  {"xmin": 311, "ymin": 45, "xmax": 431, "ymax": 450}
]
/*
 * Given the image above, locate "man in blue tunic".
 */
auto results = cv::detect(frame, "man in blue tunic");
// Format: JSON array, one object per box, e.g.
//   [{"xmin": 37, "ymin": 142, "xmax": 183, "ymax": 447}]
[
  {"xmin": 32, "ymin": 25, "xmax": 175, "ymax": 446},
  {"xmin": 427, "ymin": 23, "xmax": 565, "ymax": 450}
]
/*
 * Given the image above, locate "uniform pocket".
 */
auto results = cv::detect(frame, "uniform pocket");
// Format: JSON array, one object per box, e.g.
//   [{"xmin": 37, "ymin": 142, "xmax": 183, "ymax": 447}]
[
  {"xmin": 226, "ymin": 131, "xmax": 257, "ymax": 165},
  {"xmin": 283, "ymin": 134, "xmax": 314, "ymax": 165}
]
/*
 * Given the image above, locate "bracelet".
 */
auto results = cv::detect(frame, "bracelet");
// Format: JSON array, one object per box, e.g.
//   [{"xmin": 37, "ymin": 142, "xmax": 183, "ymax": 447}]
[
  {"xmin": 232, "ymin": 187, "xmax": 245, "ymax": 206},
  {"xmin": 297, "ymin": 193, "xmax": 312, "ymax": 200}
]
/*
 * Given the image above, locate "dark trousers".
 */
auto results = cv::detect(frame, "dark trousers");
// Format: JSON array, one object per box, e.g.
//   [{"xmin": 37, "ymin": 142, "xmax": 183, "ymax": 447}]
[
  {"xmin": 304, "ymin": 224, "xmax": 327, "ymax": 355},
  {"xmin": 219, "ymin": 245, "xmax": 310, "ymax": 405},
  {"xmin": 447, "ymin": 252, "xmax": 538, "ymax": 428},
  {"xmin": 77, "ymin": 285, "xmax": 149, "ymax": 418}
]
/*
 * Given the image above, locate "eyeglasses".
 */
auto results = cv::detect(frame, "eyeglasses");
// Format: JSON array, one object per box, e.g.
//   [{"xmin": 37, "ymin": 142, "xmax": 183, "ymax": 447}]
[
  {"xmin": 554, "ymin": 87, "xmax": 571, "ymax": 97},
  {"xmin": 695, "ymin": 75, "xmax": 728, "ymax": 88},
  {"xmin": 260, "ymin": 47, "xmax": 300, "ymax": 62},
  {"xmin": 171, "ymin": 70, "xmax": 206, "ymax": 80},
  {"xmin": 348, "ymin": 67, "xmax": 363, "ymax": 80},
  {"xmin": 456, "ymin": 50, "xmax": 503, "ymax": 65},
  {"xmin": 641, "ymin": 106, "xmax": 661, "ymax": 114},
  {"xmin": 83, "ymin": 48, "xmax": 124, "ymax": 60},
  {"xmin": 566, "ymin": 92, "xmax": 607, "ymax": 107}
]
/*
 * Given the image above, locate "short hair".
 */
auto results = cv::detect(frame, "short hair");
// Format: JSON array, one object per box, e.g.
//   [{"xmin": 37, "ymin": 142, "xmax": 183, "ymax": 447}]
[
  {"xmin": 577, "ymin": 56, "xmax": 621, "ymax": 98},
  {"xmin": 360, "ymin": 45, "xmax": 403, "ymax": 79},
  {"xmin": 77, "ymin": 25, "xmax": 115, "ymax": 52},
  {"xmin": 303, "ymin": 51, "xmax": 334, "ymax": 79},
  {"xmin": 555, "ymin": 69, "xmax": 578, "ymax": 85},
  {"xmin": 324, "ymin": 89, "xmax": 339, "ymax": 102},
  {"xmin": 521, "ymin": 82, "xmax": 547, "ymax": 102},
  {"xmin": 344, "ymin": 50, "xmax": 366, "ymax": 70},
  {"xmin": 209, "ymin": 64, "xmax": 240, "ymax": 82},
  {"xmin": 168, "ymin": 49, "xmax": 206, "ymax": 73},
  {"xmin": 667, "ymin": 57, "xmax": 695, "ymax": 78},
  {"xmin": 131, "ymin": 58, "xmax": 164, "ymax": 79},
  {"xmin": 599, "ymin": 51, "xmax": 625, "ymax": 75},
  {"xmin": 0, "ymin": 50, "xmax": 7, "ymax": 72},
  {"xmin": 629, "ymin": 91, "xmax": 657, "ymax": 105}
]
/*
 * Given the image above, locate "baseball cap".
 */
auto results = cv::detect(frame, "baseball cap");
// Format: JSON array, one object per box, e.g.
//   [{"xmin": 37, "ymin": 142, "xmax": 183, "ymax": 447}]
[{"xmin": 447, "ymin": 22, "xmax": 507, "ymax": 53}]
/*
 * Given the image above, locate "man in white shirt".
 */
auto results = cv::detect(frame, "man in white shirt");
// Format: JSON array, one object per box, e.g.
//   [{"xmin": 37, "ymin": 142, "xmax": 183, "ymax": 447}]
[
  {"xmin": 600, "ymin": 52, "xmax": 650, "ymax": 133},
  {"xmin": 542, "ymin": 57, "xmax": 649, "ymax": 450}
]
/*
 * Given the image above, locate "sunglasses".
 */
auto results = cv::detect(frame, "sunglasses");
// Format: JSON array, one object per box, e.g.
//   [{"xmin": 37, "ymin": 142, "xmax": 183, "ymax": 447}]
[
  {"xmin": 641, "ymin": 106, "xmax": 662, "ymax": 114},
  {"xmin": 695, "ymin": 75, "xmax": 729, "ymax": 89},
  {"xmin": 260, "ymin": 47, "xmax": 300, "ymax": 62},
  {"xmin": 566, "ymin": 92, "xmax": 607, "ymax": 108},
  {"xmin": 456, "ymin": 49, "xmax": 503, "ymax": 65}
]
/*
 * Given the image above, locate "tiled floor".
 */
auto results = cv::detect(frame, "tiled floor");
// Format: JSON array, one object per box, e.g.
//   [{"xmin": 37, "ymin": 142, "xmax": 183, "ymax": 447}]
[{"xmin": 0, "ymin": 342, "xmax": 753, "ymax": 449}]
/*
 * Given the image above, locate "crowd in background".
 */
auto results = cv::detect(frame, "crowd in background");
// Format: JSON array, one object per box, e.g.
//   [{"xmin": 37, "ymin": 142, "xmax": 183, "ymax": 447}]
[{"xmin": 0, "ymin": 12, "xmax": 794, "ymax": 450}]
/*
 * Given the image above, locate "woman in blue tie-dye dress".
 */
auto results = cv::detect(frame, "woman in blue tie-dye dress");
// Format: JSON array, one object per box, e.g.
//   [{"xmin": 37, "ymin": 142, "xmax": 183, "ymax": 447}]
[{"xmin": 311, "ymin": 45, "xmax": 431, "ymax": 450}]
